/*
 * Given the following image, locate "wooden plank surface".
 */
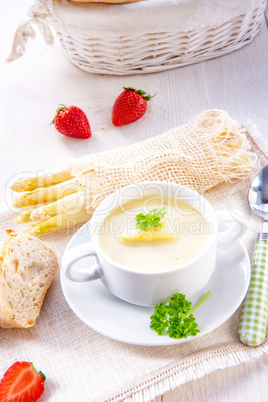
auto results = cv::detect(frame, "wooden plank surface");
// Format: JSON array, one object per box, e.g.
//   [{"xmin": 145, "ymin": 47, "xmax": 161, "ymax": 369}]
[{"xmin": 161, "ymin": 354, "xmax": 268, "ymax": 401}]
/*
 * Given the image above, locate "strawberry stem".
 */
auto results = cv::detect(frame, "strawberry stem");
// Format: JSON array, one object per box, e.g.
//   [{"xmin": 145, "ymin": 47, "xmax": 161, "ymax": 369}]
[
  {"xmin": 50, "ymin": 104, "xmax": 66, "ymax": 125},
  {"xmin": 123, "ymin": 87, "xmax": 156, "ymax": 101},
  {"xmin": 39, "ymin": 371, "xmax": 46, "ymax": 381},
  {"xmin": 30, "ymin": 362, "xmax": 46, "ymax": 381},
  {"xmin": 55, "ymin": 104, "xmax": 66, "ymax": 115}
]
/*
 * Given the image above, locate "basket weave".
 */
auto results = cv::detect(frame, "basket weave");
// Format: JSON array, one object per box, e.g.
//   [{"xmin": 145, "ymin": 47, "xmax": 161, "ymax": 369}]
[{"xmin": 10, "ymin": 0, "xmax": 267, "ymax": 75}]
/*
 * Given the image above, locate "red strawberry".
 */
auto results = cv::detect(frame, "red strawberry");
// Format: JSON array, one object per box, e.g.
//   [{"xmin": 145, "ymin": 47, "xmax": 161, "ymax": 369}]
[
  {"xmin": 52, "ymin": 104, "xmax": 91, "ymax": 139},
  {"xmin": 0, "ymin": 361, "xmax": 46, "ymax": 402},
  {"xmin": 112, "ymin": 87, "xmax": 155, "ymax": 127}
]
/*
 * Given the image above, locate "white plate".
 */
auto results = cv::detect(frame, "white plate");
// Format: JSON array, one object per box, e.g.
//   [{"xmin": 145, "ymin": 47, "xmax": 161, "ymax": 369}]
[{"xmin": 60, "ymin": 222, "xmax": 251, "ymax": 346}]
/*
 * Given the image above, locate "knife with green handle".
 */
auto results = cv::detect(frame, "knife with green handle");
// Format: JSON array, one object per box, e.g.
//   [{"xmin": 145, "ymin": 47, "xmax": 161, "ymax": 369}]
[{"xmin": 238, "ymin": 236, "xmax": 268, "ymax": 346}]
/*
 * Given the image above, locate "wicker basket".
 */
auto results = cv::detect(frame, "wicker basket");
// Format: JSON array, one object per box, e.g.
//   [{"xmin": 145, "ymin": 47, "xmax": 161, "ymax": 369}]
[{"xmin": 8, "ymin": 0, "xmax": 266, "ymax": 75}]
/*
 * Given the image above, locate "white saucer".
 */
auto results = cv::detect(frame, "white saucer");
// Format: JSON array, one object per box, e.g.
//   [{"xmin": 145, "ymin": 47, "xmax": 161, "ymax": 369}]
[{"xmin": 60, "ymin": 222, "xmax": 251, "ymax": 346}]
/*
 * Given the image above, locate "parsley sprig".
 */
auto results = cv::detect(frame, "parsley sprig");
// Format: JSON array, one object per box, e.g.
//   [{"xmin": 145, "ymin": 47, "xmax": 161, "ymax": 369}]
[
  {"xmin": 150, "ymin": 291, "xmax": 210, "ymax": 339},
  {"xmin": 136, "ymin": 207, "xmax": 166, "ymax": 231}
]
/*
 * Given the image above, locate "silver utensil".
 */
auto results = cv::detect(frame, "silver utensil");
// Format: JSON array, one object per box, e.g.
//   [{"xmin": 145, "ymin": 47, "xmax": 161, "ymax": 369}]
[{"xmin": 238, "ymin": 165, "xmax": 268, "ymax": 346}]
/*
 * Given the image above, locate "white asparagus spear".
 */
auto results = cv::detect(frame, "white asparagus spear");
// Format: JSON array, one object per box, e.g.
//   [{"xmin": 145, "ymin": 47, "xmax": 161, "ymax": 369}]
[
  {"xmin": 10, "ymin": 169, "xmax": 73, "ymax": 192},
  {"xmin": 24, "ymin": 209, "xmax": 91, "ymax": 235},
  {"xmin": 13, "ymin": 179, "xmax": 80, "ymax": 208},
  {"xmin": 14, "ymin": 209, "xmax": 34, "ymax": 224},
  {"xmin": 29, "ymin": 191, "xmax": 86, "ymax": 222}
]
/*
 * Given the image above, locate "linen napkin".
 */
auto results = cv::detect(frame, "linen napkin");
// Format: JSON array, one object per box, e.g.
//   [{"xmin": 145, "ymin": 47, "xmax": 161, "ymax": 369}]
[
  {"xmin": 0, "ymin": 120, "xmax": 268, "ymax": 402},
  {"xmin": 51, "ymin": 0, "xmax": 262, "ymax": 37}
]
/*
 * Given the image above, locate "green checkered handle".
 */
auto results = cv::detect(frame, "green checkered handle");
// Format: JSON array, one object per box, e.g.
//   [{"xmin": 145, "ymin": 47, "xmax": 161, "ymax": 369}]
[{"xmin": 239, "ymin": 237, "xmax": 268, "ymax": 346}]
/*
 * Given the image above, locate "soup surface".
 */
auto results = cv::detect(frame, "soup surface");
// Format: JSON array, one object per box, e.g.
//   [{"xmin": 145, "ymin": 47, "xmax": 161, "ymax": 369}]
[{"xmin": 99, "ymin": 196, "xmax": 209, "ymax": 272}]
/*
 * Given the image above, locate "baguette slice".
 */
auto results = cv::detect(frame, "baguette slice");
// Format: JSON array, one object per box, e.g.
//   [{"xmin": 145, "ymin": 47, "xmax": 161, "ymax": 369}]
[{"xmin": 0, "ymin": 233, "xmax": 58, "ymax": 328}]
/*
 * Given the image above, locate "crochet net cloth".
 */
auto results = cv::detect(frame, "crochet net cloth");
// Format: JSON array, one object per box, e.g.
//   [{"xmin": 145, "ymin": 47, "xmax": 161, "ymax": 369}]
[{"xmin": 67, "ymin": 110, "xmax": 258, "ymax": 212}]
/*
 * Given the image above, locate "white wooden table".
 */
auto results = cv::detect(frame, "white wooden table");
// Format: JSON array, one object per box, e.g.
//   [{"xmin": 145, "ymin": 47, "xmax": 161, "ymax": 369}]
[{"xmin": 1, "ymin": 1, "xmax": 268, "ymax": 401}]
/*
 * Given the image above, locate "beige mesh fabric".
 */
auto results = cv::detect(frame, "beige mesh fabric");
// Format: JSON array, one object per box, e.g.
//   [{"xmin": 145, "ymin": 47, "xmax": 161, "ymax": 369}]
[{"xmin": 68, "ymin": 110, "xmax": 259, "ymax": 211}]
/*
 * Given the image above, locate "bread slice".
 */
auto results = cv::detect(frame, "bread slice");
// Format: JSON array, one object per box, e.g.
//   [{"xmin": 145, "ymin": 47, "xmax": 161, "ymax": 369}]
[{"xmin": 0, "ymin": 233, "xmax": 58, "ymax": 328}]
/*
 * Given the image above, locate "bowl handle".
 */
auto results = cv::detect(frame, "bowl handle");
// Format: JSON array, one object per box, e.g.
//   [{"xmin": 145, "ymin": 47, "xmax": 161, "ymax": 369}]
[
  {"xmin": 216, "ymin": 209, "xmax": 246, "ymax": 246},
  {"xmin": 61, "ymin": 243, "xmax": 101, "ymax": 282}
]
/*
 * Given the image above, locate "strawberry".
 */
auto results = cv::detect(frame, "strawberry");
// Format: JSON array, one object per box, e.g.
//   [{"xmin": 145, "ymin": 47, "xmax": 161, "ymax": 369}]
[
  {"xmin": 52, "ymin": 104, "xmax": 91, "ymax": 139},
  {"xmin": 112, "ymin": 87, "xmax": 154, "ymax": 127},
  {"xmin": 0, "ymin": 361, "xmax": 46, "ymax": 402}
]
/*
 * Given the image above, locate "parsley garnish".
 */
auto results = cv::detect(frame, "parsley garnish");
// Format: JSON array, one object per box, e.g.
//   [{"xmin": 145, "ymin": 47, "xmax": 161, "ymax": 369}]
[
  {"xmin": 150, "ymin": 291, "xmax": 210, "ymax": 339},
  {"xmin": 136, "ymin": 207, "xmax": 166, "ymax": 231}
]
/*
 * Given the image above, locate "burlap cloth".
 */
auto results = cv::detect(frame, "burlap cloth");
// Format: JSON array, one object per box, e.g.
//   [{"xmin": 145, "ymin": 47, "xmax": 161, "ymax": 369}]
[{"xmin": 0, "ymin": 120, "xmax": 268, "ymax": 402}]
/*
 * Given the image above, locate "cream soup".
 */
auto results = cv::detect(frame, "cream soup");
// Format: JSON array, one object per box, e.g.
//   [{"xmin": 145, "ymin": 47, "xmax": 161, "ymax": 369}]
[{"xmin": 99, "ymin": 196, "xmax": 210, "ymax": 272}]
